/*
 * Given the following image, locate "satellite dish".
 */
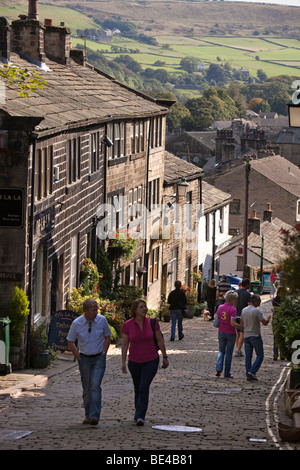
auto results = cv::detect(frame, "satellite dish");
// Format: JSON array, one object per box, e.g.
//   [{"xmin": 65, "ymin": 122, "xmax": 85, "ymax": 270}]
[
  {"xmin": 193, "ymin": 156, "xmax": 199, "ymax": 163},
  {"xmin": 182, "ymin": 156, "xmax": 188, "ymax": 161}
]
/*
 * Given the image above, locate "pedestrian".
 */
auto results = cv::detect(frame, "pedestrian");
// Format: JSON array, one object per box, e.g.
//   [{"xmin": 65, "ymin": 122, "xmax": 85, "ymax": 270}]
[
  {"xmin": 215, "ymin": 290, "xmax": 240, "ymax": 378},
  {"xmin": 235, "ymin": 278, "xmax": 252, "ymax": 357},
  {"xmin": 206, "ymin": 279, "xmax": 217, "ymax": 321},
  {"xmin": 167, "ymin": 280, "xmax": 187, "ymax": 341},
  {"xmin": 67, "ymin": 298, "xmax": 112, "ymax": 425},
  {"xmin": 240, "ymin": 294, "xmax": 271, "ymax": 381},
  {"xmin": 121, "ymin": 299, "xmax": 169, "ymax": 426},
  {"xmin": 270, "ymin": 269, "xmax": 277, "ymax": 298},
  {"xmin": 216, "ymin": 275, "xmax": 231, "ymax": 306}
]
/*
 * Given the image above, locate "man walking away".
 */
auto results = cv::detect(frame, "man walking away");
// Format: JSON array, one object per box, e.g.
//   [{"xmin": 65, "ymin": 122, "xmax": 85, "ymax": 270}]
[
  {"xmin": 168, "ymin": 280, "xmax": 187, "ymax": 341},
  {"xmin": 235, "ymin": 279, "xmax": 251, "ymax": 357},
  {"xmin": 216, "ymin": 275, "xmax": 231, "ymax": 306},
  {"xmin": 240, "ymin": 295, "xmax": 271, "ymax": 381}
]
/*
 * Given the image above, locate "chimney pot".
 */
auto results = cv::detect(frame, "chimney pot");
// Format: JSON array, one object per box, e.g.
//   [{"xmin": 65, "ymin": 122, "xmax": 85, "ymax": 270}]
[
  {"xmin": 28, "ymin": 0, "xmax": 39, "ymax": 20},
  {"xmin": 44, "ymin": 18, "xmax": 53, "ymax": 26}
]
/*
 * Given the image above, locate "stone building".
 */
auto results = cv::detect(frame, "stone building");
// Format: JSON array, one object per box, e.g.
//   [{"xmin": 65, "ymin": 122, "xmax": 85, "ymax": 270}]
[
  {"xmin": 207, "ymin": 154, "xmax": 300, "ymax": 236},
  {"xmin": 162, "ymin": 152, "xmax": 203, "ymax": 300},
  {"xmin": 0, "ymin": 2, "xmax": 170, "ymax": 334}
]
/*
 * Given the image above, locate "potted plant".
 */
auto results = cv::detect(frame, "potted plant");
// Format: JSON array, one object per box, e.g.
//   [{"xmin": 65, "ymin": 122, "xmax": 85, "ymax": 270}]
[
  {"xmin": 181, "ymin": 284, "xmax": 197, "ymax": 318},
  {"xmin": 159, "ymin": 297, "xmax": 170, "ymax": 322},
  {"xmin": 30, "ymin": 324, "xmax": 52, "ymax": 369},
  {"xmin": 8, "ymin": 286, "xmax": 30, "ymax": 370}
]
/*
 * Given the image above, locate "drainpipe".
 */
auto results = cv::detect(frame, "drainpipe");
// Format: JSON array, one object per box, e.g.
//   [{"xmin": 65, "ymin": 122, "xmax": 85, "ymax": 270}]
[
  {"xmin": 26, "ymin": 131, "xmax": 38, "ymax": 368},
  {"xmin": 143, "ymin": 117, "xmax": 152, "ymax": 296}
]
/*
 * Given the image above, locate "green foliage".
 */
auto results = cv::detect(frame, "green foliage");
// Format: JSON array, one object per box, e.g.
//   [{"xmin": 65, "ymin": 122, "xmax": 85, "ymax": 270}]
[
  {"xmin": 0, "ymin": 64, "xmax": 48, "ymax": 97},
  {"xmin": 66, "ymin": 287, "xmax": 100, "ymax": 316},
  {"xmin": 113, "ymin": 285, "xmax": 145, "ymax": 319},
  {"xmin": 280, "ymin": 223, "xmax": 300, "ymax": 295},
  {"xmin": 108, "ymin": 229, "xmax": 139, "ymax": 261},
  {"xmin": 273, "ymin": 296, "xmax": 300, "ymax": 362},
  {"xmin": 273, "ymin": 223, "xmax": 300, "ymax": 362},
  {"xmin": 8, "ymin": 287, "xmax": 30, "ymax": 346},
  {"xmin": 182, "ymin": 86, "xmax": 240, "ymax": 129},
  {"xmin": 80, "ymin": 258, "xmax": 102, "ymax": 296},
  {"xmin": 30, "ymin": 324, "xmax": 48, "ymax": 355}
]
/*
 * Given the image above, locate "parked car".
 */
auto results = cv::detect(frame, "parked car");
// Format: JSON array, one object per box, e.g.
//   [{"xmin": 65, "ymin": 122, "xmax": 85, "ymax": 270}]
[{"xmin": 218, "ymin": 275, "xmax": 242, "ymax": 291}]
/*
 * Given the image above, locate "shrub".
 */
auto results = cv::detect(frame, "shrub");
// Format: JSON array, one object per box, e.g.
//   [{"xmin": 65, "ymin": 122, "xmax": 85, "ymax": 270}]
[
  {"xmin": 273, "ymin": 296, "xmax": 300, "ymax": 361},
  {"xmin": 8, "ymin": 286, "xmax": 30, "ymax": 346}
]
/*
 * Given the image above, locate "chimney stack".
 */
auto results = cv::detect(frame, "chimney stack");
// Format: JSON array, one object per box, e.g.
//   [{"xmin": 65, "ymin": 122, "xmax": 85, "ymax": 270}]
[
  {"xmin": 44, "ymin": 21, "xmax": 71, "ymax": 65},
  {"xmin": 263, "ymin": 202, "xmax": 272, "ymax": 223},
  {"xmin": 248, "ymin": 210, "xmax": 261, "ymax": 235}
]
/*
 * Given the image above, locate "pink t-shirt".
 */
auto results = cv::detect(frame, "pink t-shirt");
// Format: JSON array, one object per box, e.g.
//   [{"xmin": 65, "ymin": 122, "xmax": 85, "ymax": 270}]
[
  {"xmin": 122, "ymin": 317, "xmax": 160, "ymax": 363},
  {"xmin": 216, "ymin": 303, "xmax": 237, "ymax": 334}
]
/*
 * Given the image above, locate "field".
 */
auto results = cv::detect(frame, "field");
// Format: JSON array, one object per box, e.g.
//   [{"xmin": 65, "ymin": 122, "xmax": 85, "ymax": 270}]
[{"xmin": 1, "ymin": 0, "xmax": 300, "ymax": 82}]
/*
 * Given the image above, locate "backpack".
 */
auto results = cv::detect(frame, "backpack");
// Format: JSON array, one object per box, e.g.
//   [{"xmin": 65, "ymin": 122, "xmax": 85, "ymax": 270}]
[{"xmin": 150, "ymin": 317, "xmax": 164, "ymax": 349}]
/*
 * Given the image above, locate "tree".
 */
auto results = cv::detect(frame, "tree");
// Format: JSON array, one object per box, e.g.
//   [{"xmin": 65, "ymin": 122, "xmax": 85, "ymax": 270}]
[
  {"xmin": 0, "ymin": 64, "xmax": 47, "ymax": 97},
  {"xmin": 182, "ymin": 87, "xmax": 240, "ymax": 130},
  {"xmin": 180, "ymin": 57, "xmax": 199, "ymax": 74}
]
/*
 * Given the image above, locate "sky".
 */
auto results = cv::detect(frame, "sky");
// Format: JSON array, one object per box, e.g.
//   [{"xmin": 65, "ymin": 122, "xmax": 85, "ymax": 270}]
[{"xmin": 225, "ymin": 0, "xmax": 300, "ymax": 6}]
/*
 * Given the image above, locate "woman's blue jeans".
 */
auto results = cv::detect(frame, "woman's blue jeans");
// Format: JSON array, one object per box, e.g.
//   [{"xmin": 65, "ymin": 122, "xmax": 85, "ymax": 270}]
[
  {"xmin": 216, "ymin": 332, "xmax": 236, "ymax": 377},
  {"xmin": 244, "ymin": 335, "xmax": 264, "ymax": 375},
  {"xmin": 128, "ymin": 357, "xmax": 159, "ymax": 420},
  {"xmin": 170, "ymin": 309, "xmax": 183, "ymax": 339},
  {"xmin": 78, "ymin": 354, "xmax": 106, "ymax": 420}
]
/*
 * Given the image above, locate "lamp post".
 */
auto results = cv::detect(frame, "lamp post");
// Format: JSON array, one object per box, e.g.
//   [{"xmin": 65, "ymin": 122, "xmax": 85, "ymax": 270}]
[{"xmin": 288, "ymin": 80, "xmax": 300, "ymax": 127}]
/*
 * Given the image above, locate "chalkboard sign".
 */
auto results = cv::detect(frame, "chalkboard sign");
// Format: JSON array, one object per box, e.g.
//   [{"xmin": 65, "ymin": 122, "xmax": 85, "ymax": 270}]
[{"xmin": 47, "ymin": 310, "xmax": 79, "ymax": 352}]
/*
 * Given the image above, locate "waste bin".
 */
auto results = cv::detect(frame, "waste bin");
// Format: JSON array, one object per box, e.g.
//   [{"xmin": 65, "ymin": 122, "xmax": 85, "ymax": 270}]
[
  {"xmin": 250, "ymin": 281, "xmax": 262, "ymax": 294},
  {"xmin": 0, "ymin": 317, "xmax": 12, "ymax": 375}
]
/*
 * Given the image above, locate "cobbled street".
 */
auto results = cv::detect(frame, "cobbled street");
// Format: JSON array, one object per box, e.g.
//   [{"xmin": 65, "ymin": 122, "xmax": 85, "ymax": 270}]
[{"xmin": 0, "ymin": 298, "xmax": 299, "ymax": 456}]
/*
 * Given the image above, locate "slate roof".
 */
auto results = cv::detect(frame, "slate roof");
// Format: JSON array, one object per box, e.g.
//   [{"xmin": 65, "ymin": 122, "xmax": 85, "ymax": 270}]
[
  {"xmin": 250, "ymin": 154, "xmax": 300, "ymax": 198},
  {"xmin": 202, "ymin": 180, "xmax": 232, "ymax": 212},
  {"xmin": 163, "ymin": 151, "xmax": 203, "ymax": 184},
  {"xmin": 217, "ymin": 217, "xmax": 291, "ymax": 265},
  {"xmin": 1, "ymin": 53, "xmax": 168, "ymax": 134}
]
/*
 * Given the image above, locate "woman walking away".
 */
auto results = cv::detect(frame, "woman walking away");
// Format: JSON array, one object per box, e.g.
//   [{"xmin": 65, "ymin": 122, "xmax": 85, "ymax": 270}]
[
  {"xmin": 215, "ymin": 290, "xmax": 240, "ymax": 378},
  {"xmin": 121, "ymin": 299, "xmax": 169, "ymax": 426}
]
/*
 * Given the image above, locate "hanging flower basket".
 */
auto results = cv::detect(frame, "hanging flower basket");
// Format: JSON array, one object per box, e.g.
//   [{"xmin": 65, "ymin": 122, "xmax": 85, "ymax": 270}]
[
  {"xmin": 108, "ymin": 229, "xmax": 139, "ymax": 261},
  {"xmin": 137, "ymin": 266, "xmax": 147, "ymax": 278}
]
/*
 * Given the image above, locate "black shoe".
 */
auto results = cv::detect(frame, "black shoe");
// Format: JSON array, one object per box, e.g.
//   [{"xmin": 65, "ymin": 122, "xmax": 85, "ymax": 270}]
[
  {"xmin": 170, "ymin": 337, "xmax": 174, "ymax": 341},
  {"xmin": 179, "ymin": 334, "xmax": 184, "ymax": 340},
  {"xmin": 136, "ymin": 418, "xmax": 144, "ymax": 426}
]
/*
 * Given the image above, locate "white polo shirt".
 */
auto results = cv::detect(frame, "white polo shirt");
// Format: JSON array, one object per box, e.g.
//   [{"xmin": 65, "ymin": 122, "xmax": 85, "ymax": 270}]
[{"xmin": 67, "ymin": 314, "xmax": 111, "ymax": 355}]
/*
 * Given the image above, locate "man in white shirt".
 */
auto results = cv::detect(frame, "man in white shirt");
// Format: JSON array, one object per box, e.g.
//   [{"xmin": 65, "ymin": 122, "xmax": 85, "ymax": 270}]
[
  {"xmin": 67, "ymin": 298, "xmax": 111, "ymax": 425},
  {"xmin": 240, "ymin": 295, "xmax": 271, "ymax": 381}
]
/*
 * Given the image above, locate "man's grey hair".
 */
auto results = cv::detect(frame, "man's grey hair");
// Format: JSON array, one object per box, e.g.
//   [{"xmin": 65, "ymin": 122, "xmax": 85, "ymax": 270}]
[{"xmin": 83, "ymin": 298, "xmax": 98, "ymax": 312}]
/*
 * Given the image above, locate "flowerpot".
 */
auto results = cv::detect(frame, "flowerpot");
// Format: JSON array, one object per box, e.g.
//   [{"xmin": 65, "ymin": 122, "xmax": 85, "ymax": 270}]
[
  {"xmin": 186, "ymin": 305, "xmax": 195, "ymax": 318},
  {"xmin": 30, "ymin": 351, "xmax": 51, "ymax": 369},
  {"xmin": 162, "ymin": 315, "xmax": 170, "ymax": 322},
  {"xmin": 195, "ymin": 307, "xmax": 201, "ymax": 317},
  {"xmin": 9, "ymin": 346, "xmax": 21, "ymax": 371}
]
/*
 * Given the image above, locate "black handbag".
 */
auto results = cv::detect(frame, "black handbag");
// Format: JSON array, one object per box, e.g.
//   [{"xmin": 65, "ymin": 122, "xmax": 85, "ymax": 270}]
[{"xmin": 150, "ymin": 317, "xmax": 164, "ymax": 348}]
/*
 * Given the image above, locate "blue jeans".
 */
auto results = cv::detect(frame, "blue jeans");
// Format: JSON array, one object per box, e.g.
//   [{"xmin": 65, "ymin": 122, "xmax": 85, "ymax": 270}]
[
  {"xmin": 170, "ymin": 309, "xmax": 183, "ymax": 339},
  {"xmin": 78, "ymin": 354, "xmax": 106, "ymax": 420},
  {"xmin": 128, "ymin": 358, "xmax": 159, "ymax": 420},
  {"xmin": 244, "ymin": 335, "xmax": 264, "ymax": 376},
  {"xmin": 216, "ymin": 332, "xmax": 236, "ymax": 377}
]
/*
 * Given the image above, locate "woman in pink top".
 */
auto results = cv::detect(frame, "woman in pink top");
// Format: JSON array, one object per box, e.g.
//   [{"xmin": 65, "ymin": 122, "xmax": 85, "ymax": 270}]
[
  {"xmin": 121, "ymin": 299, "xmax": 168, "ymax": 426},
  {"xmin": 215, "ymin": 290, "xmax": 240, "ymax": 378}
]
